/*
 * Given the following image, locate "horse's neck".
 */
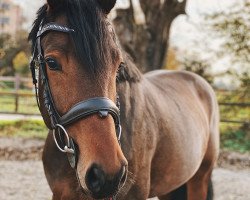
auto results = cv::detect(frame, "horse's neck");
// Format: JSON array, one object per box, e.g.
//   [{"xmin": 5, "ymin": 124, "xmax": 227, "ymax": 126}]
[{"xmin": 117, "ymin": 55, "xmax": 147, "ymax": 123}]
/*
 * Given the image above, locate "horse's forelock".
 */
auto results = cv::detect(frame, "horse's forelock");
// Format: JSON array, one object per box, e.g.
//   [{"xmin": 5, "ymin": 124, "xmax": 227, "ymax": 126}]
[
  {"xmin": 29, "ymin": 0, "xmax": 142, "ymax": 82},
  {"xmin": 29, "ymin": 0, "xmax": 120, "ymax": 77}
]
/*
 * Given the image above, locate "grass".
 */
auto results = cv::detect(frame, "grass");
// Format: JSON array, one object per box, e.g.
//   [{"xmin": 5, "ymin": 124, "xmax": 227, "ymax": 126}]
[
  {"xmin": 0, "ymin": 88, "xmax": 249, "ymax": 153},
  {"xmin": 0, "ymin": 119, "xmax": 249, "ymax": 153},
  {"xmin": 220, "ymin": 123, "xmax": 250, "ymax": 153},
  {"xmin": 216, "ymin": 90, "xmax": 250, "ymax": 152},
  {"xmin": 0, "ymin": 119, "xmax": 47, "ymax": 139},
  {"xmin": 0, "ymin": 93, "xmax": 39, "ymax": 114},
  {"xmin": 217, "ymin": 90, "xmax": 249, "ymax": 123}
]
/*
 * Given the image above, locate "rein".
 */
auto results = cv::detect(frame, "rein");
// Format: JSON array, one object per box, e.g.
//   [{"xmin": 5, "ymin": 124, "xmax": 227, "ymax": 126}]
[{"xmin": 30, "ymin": 22, "xmax": 122, "ymax": 173}]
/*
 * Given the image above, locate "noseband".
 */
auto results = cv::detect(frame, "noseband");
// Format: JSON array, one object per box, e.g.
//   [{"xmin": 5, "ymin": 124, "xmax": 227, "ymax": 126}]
[{"xmin": 30, "ymin": 22, "xmax": 122, "ymax": 169}]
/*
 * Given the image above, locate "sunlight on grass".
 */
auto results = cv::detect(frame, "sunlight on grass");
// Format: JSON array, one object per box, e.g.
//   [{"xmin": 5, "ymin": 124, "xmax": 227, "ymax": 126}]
[
  {"xmin": 220, "ymin": 123, "xmax": 250, "ymax": 153},
  {"xmin": 0, "ymin": 120, "xmax": 47, "ymax": 139},
  {"xmin": 0, "ymin": 119, "xmax": 249, "ymax": 153},
  {"xmin": 0, "ymin": 90, "xmax": 39, "ymax": 114}
]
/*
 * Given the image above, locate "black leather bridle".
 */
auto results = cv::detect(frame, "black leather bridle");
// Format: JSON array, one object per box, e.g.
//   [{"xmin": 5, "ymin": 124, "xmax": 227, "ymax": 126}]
[{"xmin": 30, "ymin": 22, "xmax": 122, "ymax": 169}]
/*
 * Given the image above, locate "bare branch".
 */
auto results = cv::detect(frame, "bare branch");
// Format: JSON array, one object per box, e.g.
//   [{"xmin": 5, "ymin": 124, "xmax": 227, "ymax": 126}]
[
  {"xmin": 175, "ymin": 0, "xmax": 187, "ymax": 15},
  {"xmin": 162, "ymin": 0, "xmax": 187, "ymax": 17}
]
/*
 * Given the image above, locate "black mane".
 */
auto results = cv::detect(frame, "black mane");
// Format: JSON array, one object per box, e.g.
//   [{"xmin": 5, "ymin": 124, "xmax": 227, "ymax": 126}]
[{"xmin": 29, "ymin": 0, "xmax": 141, "ymax": 81}]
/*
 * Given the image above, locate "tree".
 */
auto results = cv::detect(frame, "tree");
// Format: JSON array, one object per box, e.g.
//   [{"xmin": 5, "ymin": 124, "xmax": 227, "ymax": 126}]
[
  {"xmin": 113, "ymin": 0, "xmax": 187, "ymax": 72},
  {"xmin": 205, "ymin": 0, "xmax": 250, "ymax": 67},
  {"xmin": 0, "ymin": 30, "xmax": 30, "ymax": 76},
  {"xmin": 180, "ymin": 57, "xmax": 214, "ymax": 84},
  {"xmin": 165, "ymin": 48, "xmax": 180, "ymax": 70},
  {"xmin": 13, "ymin": 51, "xmax": 29, "ymax": 75},
  {"xmin": 205, "ymin": 0, "xmax": 250, "ymax": 96}
]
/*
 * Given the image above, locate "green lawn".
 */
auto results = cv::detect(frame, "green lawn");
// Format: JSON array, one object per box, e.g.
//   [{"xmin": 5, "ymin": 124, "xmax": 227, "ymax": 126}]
[
  {"xmin": 0, "ymin": 89, "xmax": 249, "ymax": 152},
  {"xmin": 217, "ymin": 90, "xmax": 250, "ymax": 123},
  {"xmin": 0, "ymin": 119, "xmax": 47, "ymax": 139},
  {"xmin": 0, "ymin": 92, "xmax": 39, "ymax": 114},
  {"xmin": 0, "ymin": 119, "xmax": 249, "ymax": 153},
  {"xmin": 220, "ymin": 123, "xmax": 250, "ymax": 153}
]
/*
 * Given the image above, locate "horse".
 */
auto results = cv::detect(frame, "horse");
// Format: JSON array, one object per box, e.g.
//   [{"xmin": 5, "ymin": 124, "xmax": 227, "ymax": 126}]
[{"xmin": 28, "ymin": 0, "xmax": 220, "ymax": 199}]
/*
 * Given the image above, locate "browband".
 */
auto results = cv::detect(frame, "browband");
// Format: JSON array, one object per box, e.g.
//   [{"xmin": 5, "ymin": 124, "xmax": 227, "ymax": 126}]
[{"xmin": 37, "ymin": 22, "xmax": 75, "ymax": 38}]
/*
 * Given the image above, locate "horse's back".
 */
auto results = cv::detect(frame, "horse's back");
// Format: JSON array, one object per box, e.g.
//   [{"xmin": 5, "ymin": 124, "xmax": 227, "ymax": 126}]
[
  {"xmin": 144, "ymin": 70, "xmax": 218, "ymax": 125},
  {"xmin": 144, "ymin": 69, "xmax": 219, "ymax": 148},
  {"xmin": 142, "ymin": 70, "xmax": 220, "ymax": 196}
]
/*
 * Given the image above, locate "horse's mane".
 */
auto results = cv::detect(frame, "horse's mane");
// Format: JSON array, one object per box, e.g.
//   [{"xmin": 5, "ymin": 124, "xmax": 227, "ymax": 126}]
[
  {"xmin": 28, "ymin": 1, "xmax": 142, "ymax": 82},
  {"xmin": 117, "ymin": 52, "xmax": 142, "ymax": 83}
]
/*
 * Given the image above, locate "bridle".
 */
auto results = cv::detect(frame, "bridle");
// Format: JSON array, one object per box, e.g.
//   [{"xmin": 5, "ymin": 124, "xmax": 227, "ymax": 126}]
[{"xmin": 30, "ymin": 22, "xmax": 122, "ymax": 171}]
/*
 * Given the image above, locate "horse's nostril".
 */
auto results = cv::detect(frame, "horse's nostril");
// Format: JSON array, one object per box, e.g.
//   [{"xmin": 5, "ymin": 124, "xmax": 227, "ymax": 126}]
[
  {"xmin": 119, "ymin": 166, "xmax": 127, "ymax": 188},
  {"xmin": 86, "ymin": 164, "xmax": 105, "ymax": 193},
  {"xmin": 85, "ymin": 164, "xmax": 127, "ymax": 198}
]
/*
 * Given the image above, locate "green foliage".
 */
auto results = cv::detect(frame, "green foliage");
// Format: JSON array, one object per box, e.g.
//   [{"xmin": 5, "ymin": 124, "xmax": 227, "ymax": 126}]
[
  {"xmin": 217, "ymin": 89, "xmax": 250, "ymax": 153},
  {"xmin": 0, "ymin": 120, "xmax": 47, "ymax": 139},
  {"xmin": 179, "ymin": 0, "xmax": 250, "ymax": 89},
  {"xmin": 179, "ymin": 58, "xmax": 214, "ymax": 84},
  {"xmin": 12, "ymin": 51, "xmax": 29, "ymax": 75},
  {"xmin": 220, "ymin": 125, "xmax": 250, "ymax": 153},
  {"xmin": 206, "ymin": 0, "xmax": 250, "ymax": 66},
  {"xmin": 217, "ymin": 90, "xmax": 250, "ymax": 123},
  {"xmin": 205, "ymin": 0, "xmax": 250, "ymax": 95},
  {"xmin": 0, "ymin": 31, "xmax": 30, "ymax": 76}
]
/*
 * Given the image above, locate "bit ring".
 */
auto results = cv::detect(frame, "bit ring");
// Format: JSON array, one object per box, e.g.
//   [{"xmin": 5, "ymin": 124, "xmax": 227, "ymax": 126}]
[{"xmin": 52, "ymin": 124, "xmax": 74, "ymax": 154}]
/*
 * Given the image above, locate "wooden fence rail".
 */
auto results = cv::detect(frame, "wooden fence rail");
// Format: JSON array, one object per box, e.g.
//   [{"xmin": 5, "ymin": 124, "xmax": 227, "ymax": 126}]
[
  {"xmin": 0, "ymin": 75, "xmax": 30, "ymax": 82},
  {"xmin": 0, "ymin": 75, "xmax": 36, "ymax": 114},
  {"xmin": 219, "ymin": 102, "xmax": 250, "ymax": 125},
  {"xmin": 219, "ymin": 102, "xmax": 250, "ymax": 107},
  {"xmin": 0, "ymin": 75, "xmax": 249, "ymax": 125}
]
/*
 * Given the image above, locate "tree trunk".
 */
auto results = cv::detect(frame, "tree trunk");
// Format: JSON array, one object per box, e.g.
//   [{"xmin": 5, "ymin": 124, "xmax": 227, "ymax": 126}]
[{"xmin": 113, "ymin": 0, "xmax": 187, "ymax": 72}]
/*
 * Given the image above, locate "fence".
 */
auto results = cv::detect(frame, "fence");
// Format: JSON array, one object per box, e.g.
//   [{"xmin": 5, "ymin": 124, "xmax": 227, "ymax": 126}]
[
  {"xmin": 219, "ymin": 102, "xmax": 250, "ymax": 126},
  {"xmin": 0, "ymin": 75, "xmax": 39, "ymax": 115},
  {"xmin": 0, "ymin": 75, "xmax": 249, "ymax": 125}
]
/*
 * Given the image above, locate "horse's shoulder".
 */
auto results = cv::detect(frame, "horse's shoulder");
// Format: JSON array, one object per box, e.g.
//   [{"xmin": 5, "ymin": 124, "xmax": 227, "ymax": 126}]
[{"xmin": 144, "ymin": 70, "xmax": 216, "ymax": 109}]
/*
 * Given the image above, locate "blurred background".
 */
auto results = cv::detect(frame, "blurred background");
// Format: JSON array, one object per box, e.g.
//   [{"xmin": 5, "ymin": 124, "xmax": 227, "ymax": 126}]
[{"xmin": 0, "ymin": 0, "xmax": 249, "ymax": 199}]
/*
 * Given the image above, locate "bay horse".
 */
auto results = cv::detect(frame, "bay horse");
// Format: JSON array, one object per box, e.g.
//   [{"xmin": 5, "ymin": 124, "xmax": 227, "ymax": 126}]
[{"xmin": 29, "ymin": 0, "xmax": 219, "ymax": 199}]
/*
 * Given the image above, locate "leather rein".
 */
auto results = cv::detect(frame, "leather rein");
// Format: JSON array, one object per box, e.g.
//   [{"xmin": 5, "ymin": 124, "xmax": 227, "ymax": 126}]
[{"xmin": 29, "ymin": 22, "xmax": 122, "ymax": 172}]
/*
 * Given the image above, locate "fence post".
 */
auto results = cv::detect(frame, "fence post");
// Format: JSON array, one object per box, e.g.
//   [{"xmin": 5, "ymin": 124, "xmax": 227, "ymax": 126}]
[{"xmin": 14, "ymin": 74, "xmax": 20, "ymax": 113}]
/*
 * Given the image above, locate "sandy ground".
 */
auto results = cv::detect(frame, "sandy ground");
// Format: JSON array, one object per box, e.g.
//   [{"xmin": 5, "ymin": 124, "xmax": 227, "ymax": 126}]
[
  {"xmin": 0, "ymin": 161, "xmax": 50, "ymax": 200},
  {"xmin": 0, "ymin": 160, "xmax": 249, "ymax": 200},
  {"xmin": 0, "ymin": 137, "xmax": 250, "ymax": 200}
]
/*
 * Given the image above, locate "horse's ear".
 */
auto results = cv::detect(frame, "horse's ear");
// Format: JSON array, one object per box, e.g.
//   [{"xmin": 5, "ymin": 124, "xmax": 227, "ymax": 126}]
[
  {"xmin": 97, "ymin": 0, "xmax": 116, "ymax": 14},
  {"xmin": 47, "ymin": 0, "xmax": 58, "ymax": 10},
  {"xmin": 47, "ymin": 0, "xmax": 57, "ymax": 9}
]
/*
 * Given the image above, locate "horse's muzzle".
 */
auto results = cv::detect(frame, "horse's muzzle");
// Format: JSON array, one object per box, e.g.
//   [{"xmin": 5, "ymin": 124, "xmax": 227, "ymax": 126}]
[{"xmin": 85, "ymin": 163, "xmax": 127, "ymax": 199}]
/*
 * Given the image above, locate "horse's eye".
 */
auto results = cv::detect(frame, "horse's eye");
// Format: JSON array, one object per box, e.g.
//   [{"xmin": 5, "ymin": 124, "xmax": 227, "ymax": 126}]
[{"xmin": 45, "ymin": 57, "xmax": 61, "ymax": 71}]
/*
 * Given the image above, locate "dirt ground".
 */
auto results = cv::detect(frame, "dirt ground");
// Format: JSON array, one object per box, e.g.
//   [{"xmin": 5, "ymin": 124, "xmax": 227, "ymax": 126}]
[{"xmin": 0, "ymin": 137, "xmax": 250, "ymax": 200}]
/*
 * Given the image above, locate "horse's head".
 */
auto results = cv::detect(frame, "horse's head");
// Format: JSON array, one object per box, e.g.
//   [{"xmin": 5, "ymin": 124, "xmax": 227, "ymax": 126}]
[{"xmin": 29, "ymin": 0, "xmax": 127, "ymax": 198}]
